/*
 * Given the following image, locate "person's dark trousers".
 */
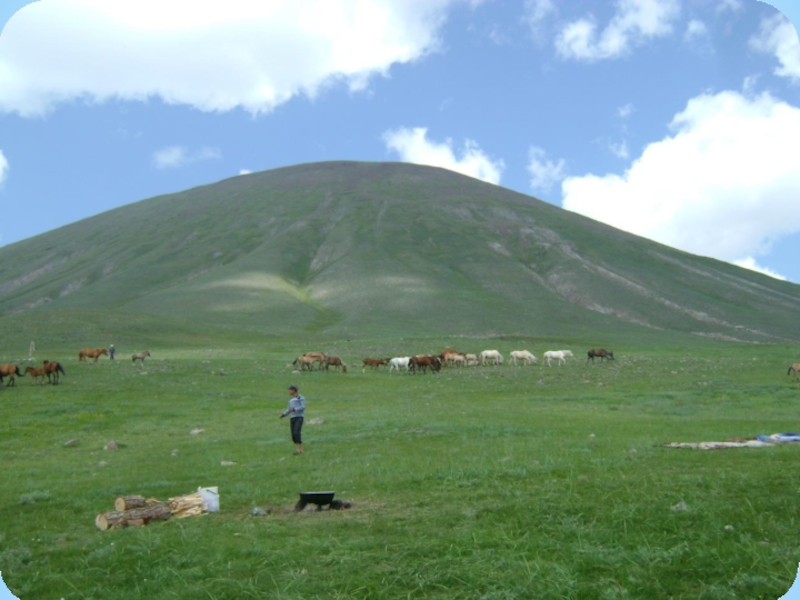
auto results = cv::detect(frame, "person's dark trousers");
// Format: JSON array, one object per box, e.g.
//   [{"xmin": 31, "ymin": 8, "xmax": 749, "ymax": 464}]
[{"xmin": 290, "ymin": 417, "xmax": 303, "ymax": 444}]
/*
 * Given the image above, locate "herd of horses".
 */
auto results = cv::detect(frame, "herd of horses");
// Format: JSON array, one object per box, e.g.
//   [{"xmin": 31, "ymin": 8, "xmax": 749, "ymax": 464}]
[
  {"xmin": 3, "ymin": 347, "xmax": 798, "ymax": 385},
  {"xmin": 291, "ymin": 348, "xmax": 617, "ymax": 375},
  {"xmin": 0, "ymin": 360, "xmax": 65, "ymax": 386},
  {"xmin": 0, "ymin": 346, "xmax": 151, "ymax": 388}
]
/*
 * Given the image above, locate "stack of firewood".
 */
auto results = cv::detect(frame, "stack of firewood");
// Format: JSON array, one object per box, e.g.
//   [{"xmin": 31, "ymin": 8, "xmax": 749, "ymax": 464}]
[
  {"xmin": 167, "ymin": 492, "xmax": 207, "ymax": 518},
  {"xmin": 95, "ymin": 493, "xmax": 209, "ymax": 530}
]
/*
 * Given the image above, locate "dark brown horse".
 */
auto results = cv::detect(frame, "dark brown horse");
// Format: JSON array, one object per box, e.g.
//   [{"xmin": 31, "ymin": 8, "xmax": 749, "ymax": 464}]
[
  {"xmin": 79, "ymin": 348, "xmax": 108, "ymax": 363},
  {"xmin": 409, "ymin": 355, "xmax": 442, "ymax": 374},
  {"xmin": 324, "ymin": 356, "xmax": 347, "ymax": 373},
  {"xmin": 24, "ymin": 366, "xmax": 47, "ymax": 385},
  {"xmin": 587, "ymin": 349, "xmax": 614, "ymax": 362},
  {"xmin": 362, "ymin": 358, "xmax": 390, "ymax": 372},
  {"xmin": 43, "ymin": 360, "xmax": 66, "ymax": 385},
  {"xmin": 0, "ymin": 363, "xmax": 22, "ymax": 386}
]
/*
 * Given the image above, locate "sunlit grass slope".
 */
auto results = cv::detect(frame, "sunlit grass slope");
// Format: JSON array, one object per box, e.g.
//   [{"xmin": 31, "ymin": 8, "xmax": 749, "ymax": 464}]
[{"xmin": 1, "ymin": 161, "xmax": 798, "ymax": 341}]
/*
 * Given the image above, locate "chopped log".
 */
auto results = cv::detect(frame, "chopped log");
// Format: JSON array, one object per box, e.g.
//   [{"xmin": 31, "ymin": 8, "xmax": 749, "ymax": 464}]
[
  {"xmin": 95, "ymin": 511, "xmax": 127, "ymax": 531},
  {"xmin": 125, "ymin": 503, "xmax": 172, "ymax": 524},
  {"xmin": 114, "ymin": 495, "xmax": 147, "ymax": 512},
  {"xmin": 95, "ymin": 502, "xmax": 172, "ymax": 531}
]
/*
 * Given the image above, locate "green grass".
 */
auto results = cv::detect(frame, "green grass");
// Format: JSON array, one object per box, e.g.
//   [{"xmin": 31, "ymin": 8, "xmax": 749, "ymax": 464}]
[{"xmin": 2, "ymin": 338, "xmax": 800, "ymax": 599}]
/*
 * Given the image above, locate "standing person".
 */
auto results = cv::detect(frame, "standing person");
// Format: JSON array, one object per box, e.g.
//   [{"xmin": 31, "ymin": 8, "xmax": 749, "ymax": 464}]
[
  {"xmin": 280, "ymin": 385, "xmax": 305, "ymax": 455},
  {"xmin": 109, "ymin": 344, "xmax": 116, "ymax": 360}
]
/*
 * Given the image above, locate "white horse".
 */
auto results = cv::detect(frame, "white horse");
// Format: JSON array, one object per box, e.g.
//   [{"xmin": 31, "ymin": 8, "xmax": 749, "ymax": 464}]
[
  {"xmin": 509, "ymin": 350, "xmax": 537, "ymax": 366},
  {"xmin": 464, "ymin": 353, "xmax": 479, "ymax": 366},
  {"xmin": 543, "ymin": 350, "xmax": 574, "ymax": 367},
  {"xmin": 389, "ymin": 357, "xmax": 411, "ymax": 373},
  {"xmin": 480, "ymin": 350, "xmax": 504, "ymax": 366}
]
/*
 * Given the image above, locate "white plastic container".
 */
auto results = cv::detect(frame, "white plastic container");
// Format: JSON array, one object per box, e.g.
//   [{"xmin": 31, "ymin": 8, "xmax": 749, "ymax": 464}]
[{"xmin": 197, "ymin": 486, "xmax": 219, "ymax": 512}]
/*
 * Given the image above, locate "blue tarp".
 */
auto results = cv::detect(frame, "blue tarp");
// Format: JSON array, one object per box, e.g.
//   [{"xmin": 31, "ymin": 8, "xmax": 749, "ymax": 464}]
[{"xmin": 755, "ymin": 433, "xmax": 800, "ymax": 443}]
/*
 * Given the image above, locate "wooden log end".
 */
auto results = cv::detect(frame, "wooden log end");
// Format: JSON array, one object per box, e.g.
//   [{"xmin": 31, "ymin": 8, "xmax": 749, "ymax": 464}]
[{"xmin": 115, "ymin": 495, "xmax": 147, "ymax": 512}]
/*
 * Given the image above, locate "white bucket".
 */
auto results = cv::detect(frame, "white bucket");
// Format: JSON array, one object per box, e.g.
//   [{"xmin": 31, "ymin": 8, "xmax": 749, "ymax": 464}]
[{"xmin": 197, "ymin": 486, "xmax": 219, "ymax": 512}]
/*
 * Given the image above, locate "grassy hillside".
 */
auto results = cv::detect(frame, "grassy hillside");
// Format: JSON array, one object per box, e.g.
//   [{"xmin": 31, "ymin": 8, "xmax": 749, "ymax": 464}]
[{"xmin": 1, "ymin": 161, "xmax": 798, "ymax": 342}]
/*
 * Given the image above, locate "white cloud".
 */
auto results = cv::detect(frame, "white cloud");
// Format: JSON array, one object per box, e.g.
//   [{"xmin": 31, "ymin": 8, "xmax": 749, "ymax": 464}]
[
  {"xmin": 617, "ymin": 102, "xmax": 635, "ymax": 118},
  {"xmin": 716, "ymin": 0, "xmax": 743, "ymax": 13},
  {"xmin": 749, "ymin": 13, "xmax": 800, "ymax": 84},
  {"xmin": 0, "ymin": 149, "xmax": 8, "ymax": 184},
  {"xmin": 555, "ymin": 0, "xmax": 681, "ymax": 62},
  {"xmin": 734, "ymin": 257, "xmax": 786, "ymax": 280},
  {"xmin": 524, "ymin": 0, "xmax": 556, "ymax": 39},
  {"xmin": 742, "ymin": 74, "xmax": 761, "ymax": 93},
  {"xmin": 153, "ymin": 145, "xmax": 221, "ymax": 169},
  {"xmin": 0, "ymin": 0, "xmax": 469, "ymax": 117},
  {"xmin": 608, "ymin": 140, "xmax": 629, "ymax": 159},
  {"xmin": 238, "ymin": 168, "xmax": 252, "ymax": 175},
  {"xmin": 527, "ymin": 146, "xmax": 565, "ymax": 193},
  {"xmin": 684, "ymin": 19, "xmax": 708, "ymax": 41},
  {"xmin": 524, "ymin": 0, "xmax": 556, "ymax": 24},
  {"xmin": 561, "ymin": 91, "xmax": 800, "ymax": 271},
  {"xmin": 383, "ymin": 127, "xmax": 504, "ymax": 184}
]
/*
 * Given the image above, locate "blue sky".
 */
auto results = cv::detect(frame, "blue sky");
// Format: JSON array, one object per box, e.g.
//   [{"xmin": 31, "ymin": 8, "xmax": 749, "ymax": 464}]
[{"xmin": 0, "ymin": 0, "xmax": 799, "ymax": 283}]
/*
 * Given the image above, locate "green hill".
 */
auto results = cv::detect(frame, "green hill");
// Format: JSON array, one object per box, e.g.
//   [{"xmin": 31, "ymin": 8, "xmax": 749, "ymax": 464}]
[{"xmin": 1, "ymin": 161, "xmax": 798, "ymax": 344}]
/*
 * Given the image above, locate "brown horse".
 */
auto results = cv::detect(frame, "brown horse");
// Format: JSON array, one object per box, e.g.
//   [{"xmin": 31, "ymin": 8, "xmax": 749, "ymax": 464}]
[
  {"xmin": 362, "ymin": 358, "xmax": 390, "ymax": 372},
  {"xmin": 79, "ymin": 348, "xmax": 108, "ymax": 363},
  {"xmin": 0, "ymin": 363, "xmax": 22, "ymax": 386},
  {"xmin": 788, "ymin": 364, "xmax": 800, "ymax": 378},
  {"xmin": 324, "ymin": 356, "xmax": 347, "ymax": 373},
  {"xmin": 24, "ymin": 366, "xmax": 47, "ymax": 385},
  {"xmin": 43, "ymin": 360, "xmax": 66, "ymax": 385},
  {"xmin": 409, "ymin": 355, "xmax": 442, "ymax": 374},
  {"xmin": 587, "ymin": 349, "xmax": 614, "ymax": 362}
]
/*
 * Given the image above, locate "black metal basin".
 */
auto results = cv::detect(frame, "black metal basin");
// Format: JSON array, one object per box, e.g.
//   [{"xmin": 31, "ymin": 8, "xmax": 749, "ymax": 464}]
[{"xmin": 299, "ymin": 491, "xmax": 335, "ymax": 506}]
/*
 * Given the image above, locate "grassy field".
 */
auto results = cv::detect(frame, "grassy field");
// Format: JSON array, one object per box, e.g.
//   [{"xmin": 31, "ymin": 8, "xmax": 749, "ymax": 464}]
[{"xmin": 2, "ymin": 337, "xmax": 800, "ymax": 599}]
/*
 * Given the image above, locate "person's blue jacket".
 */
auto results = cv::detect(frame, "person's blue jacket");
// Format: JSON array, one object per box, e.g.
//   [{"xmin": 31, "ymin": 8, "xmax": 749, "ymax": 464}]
[{"xmin": 282, "ymin": 394, "xmax": 305, "ymax": 418}]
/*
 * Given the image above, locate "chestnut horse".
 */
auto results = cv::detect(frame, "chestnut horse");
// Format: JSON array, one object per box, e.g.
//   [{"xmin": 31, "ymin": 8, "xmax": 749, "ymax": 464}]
[
  {"xmin": 24, "ymin": 366, "xmax": 47, "ymax": 385},
  {"xmin": 409, "ymin": 355, "xmax": 442, "ymax": 374},
  {"xmin": 43, "ymin": 360, "xmax": 66, "ymax": 385},
  {"xmin": 362, "ymin": 358, "xmax": 390, "ymax": 372},
  {"xmin": 0, "ymin": 363, "xmax": 22, "ymax": 386},
  {"xmin": 79, "ymin": 348, "xmax": 108, "ymax": 363},
  {"xmin": 324, "ymin": 356, "xmax": 347, "ymax": 373}
]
